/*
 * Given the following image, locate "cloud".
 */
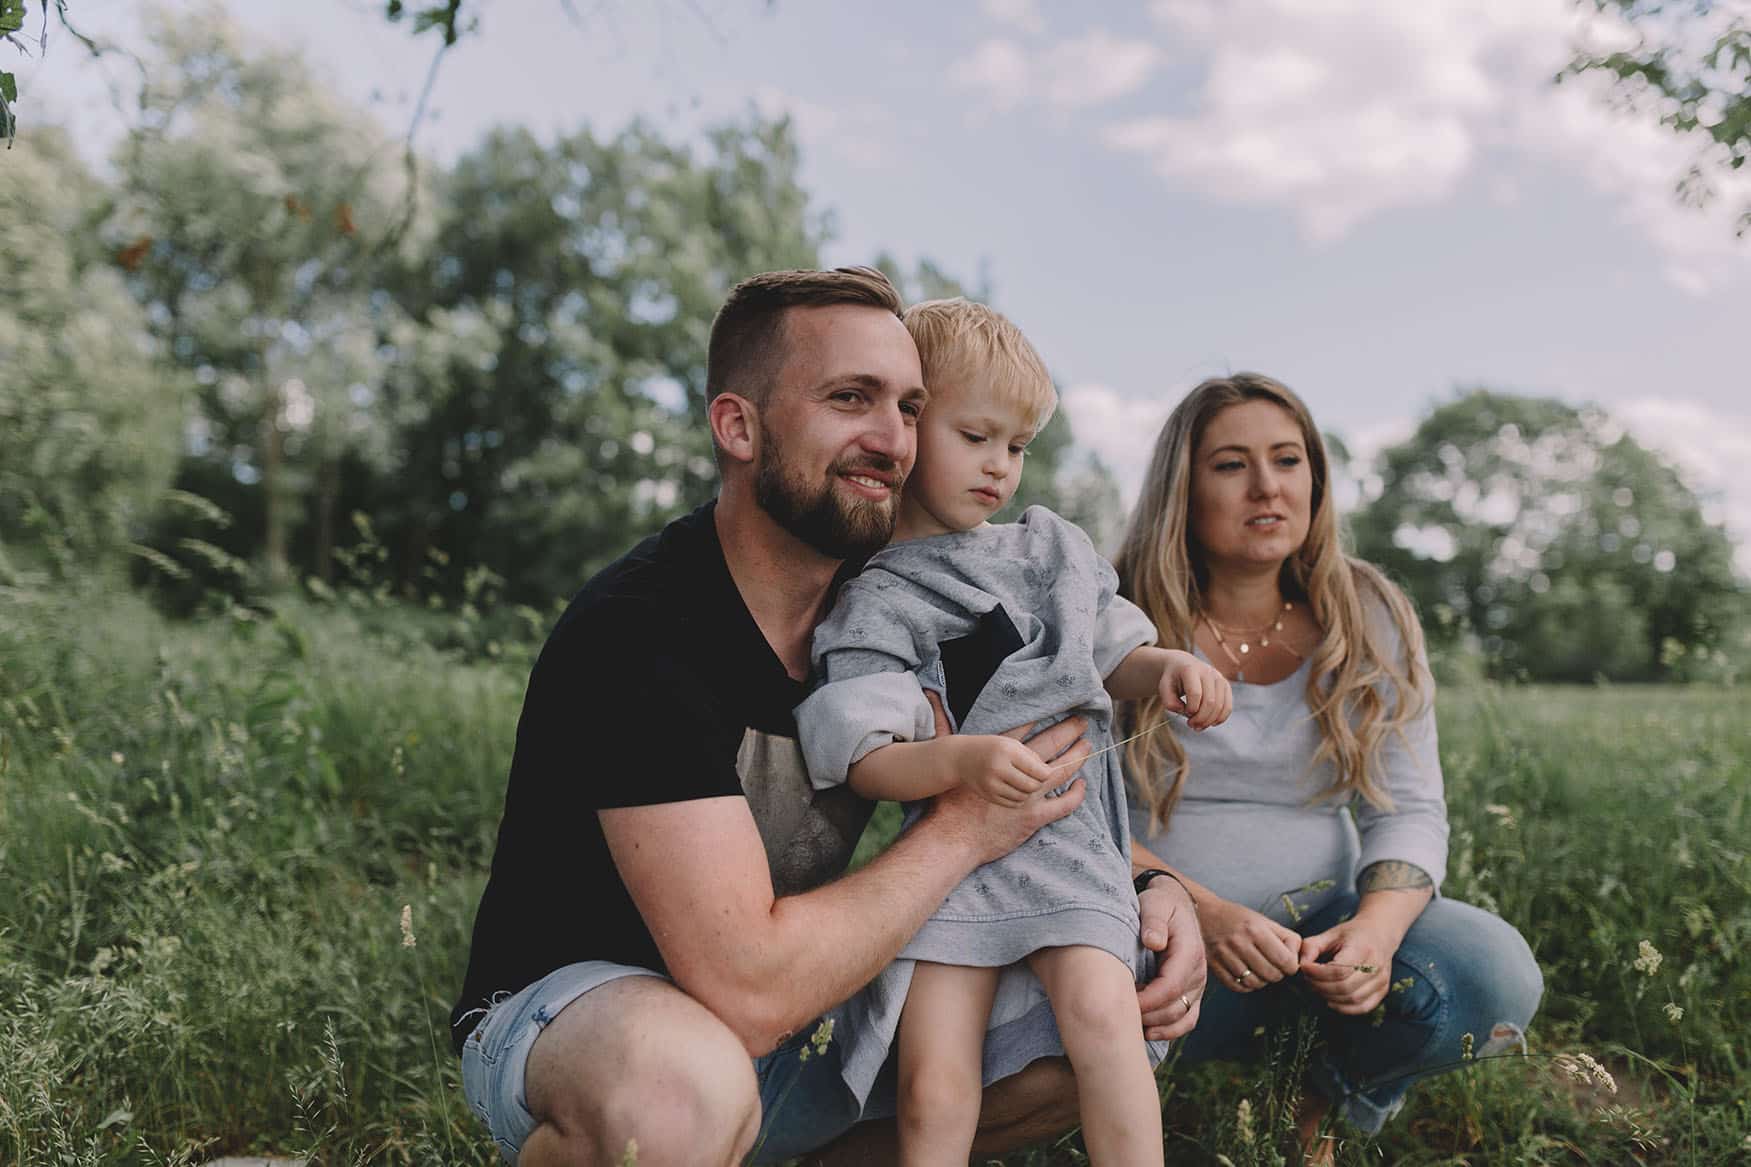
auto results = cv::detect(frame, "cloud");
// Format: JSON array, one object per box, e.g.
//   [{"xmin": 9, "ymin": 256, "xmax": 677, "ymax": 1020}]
[
  {"xmin": 1061, "ymin": 383, "xmax": 1174, "ymax": 501},
  {"xmin": 980, "ymin": 0, "xmax": 1046, "ymax": 37},
  {"xmin": 1093, "ymin": 0, "xmax": 1751, "ymax": 289},
  {"xmin": 952, "ymin": 29, "xmax": 1162, "ymax": 116},
  {"xmin": 750, "ymin": 86, "xmax": 897, "ymax": 169},
  {"xmin": 951, "ymin": 39, "xmax": 1033, "ymax": 113}
]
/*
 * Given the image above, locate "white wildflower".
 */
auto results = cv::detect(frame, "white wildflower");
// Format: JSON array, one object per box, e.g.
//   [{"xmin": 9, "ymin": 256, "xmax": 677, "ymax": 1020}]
[
  {"xmin": 1235, "ymin": 1097, "xmax": 1254, "ymax": 1145},
  {"xmin": 400, "ymin": 904, "xmax": 416, "ymax": 948},
  {"xmin": 1632, "ymin": 940, "xmax": 1662, "ymax": 976},
  {"xmin": 1663, "ymin": 1002, "xmax": 1684, "ymax": 1024}
]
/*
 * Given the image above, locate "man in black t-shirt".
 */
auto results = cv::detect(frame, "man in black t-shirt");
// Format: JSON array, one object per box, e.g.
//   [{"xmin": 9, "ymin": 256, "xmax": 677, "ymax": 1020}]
[{"xmin": 450, "ymin": 267, "xmax": 1207, "ymax": 1166}]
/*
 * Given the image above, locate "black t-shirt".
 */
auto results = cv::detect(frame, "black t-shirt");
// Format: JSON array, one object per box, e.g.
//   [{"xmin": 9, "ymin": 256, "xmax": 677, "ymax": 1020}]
[{"xmin": 449, "ymin": 502, "xmax": 875, "ymax": 1051}]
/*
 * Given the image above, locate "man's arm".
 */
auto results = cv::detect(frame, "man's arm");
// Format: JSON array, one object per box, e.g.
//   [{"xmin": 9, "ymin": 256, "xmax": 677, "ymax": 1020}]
[
  {"xmin": 1129, "ymin": 839, "xmax": 1209, "ymax": 1040},
  {"xmin": 602, "ymin": 719, "xmax": 1094, "ymax": 1057}
]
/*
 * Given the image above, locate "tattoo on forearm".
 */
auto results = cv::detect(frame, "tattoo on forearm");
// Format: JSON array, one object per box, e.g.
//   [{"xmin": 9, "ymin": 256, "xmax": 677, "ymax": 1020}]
[{"xmin": 1357, "ymin": 860, "xmax": 1433, "ymax": 894}]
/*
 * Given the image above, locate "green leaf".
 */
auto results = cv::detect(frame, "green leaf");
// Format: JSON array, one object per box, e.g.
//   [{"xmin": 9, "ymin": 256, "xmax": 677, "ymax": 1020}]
[
  {"xmin": 0, "ymin": 0, "xmax": 23, "ymax": 35},
  {"xmin": 0, "ymin": 70, "xmax": 16, "ymax": 104}
]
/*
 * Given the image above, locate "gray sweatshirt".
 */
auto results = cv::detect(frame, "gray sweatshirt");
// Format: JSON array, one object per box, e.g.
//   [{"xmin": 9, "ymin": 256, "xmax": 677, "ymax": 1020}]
[{"xmin": 796, "ymin": 506, "xmax": 1169, "ymax": 1110}]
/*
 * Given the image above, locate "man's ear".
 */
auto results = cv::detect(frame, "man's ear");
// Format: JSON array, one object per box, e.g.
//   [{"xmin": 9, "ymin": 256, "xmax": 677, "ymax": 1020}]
[{"xmin": 708, "ymin": 392, "xmax": 758, "ymax": 466}]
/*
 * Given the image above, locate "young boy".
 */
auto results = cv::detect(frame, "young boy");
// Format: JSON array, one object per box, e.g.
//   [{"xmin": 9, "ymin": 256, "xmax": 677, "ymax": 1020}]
[{"xmin": 796, "ymin": 299, "xmax": 1232, "ymax": 1164}]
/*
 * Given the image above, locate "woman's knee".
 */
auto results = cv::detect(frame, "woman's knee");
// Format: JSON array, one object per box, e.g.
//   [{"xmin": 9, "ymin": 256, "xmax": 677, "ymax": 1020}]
[{"xmin": 1405, "ymin": 899, "xmax": 1545, "ymax": 1031}]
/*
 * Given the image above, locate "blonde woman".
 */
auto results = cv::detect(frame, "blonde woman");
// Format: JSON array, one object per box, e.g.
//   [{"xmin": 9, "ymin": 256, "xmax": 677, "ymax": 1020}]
[{"xmin": 1114, "ymin": 374, "xmax": 1542, "ymax": 1153}]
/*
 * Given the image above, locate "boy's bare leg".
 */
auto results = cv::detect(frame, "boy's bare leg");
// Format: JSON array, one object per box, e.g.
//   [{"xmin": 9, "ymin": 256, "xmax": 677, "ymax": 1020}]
[
  {"xmin": 518, "ymin": 975, "xmax": 760, "ymax": 1167},
  {"xmin": 1027, "ymin": 945, "xmax": 1164, "ymax": 1166},
  {"xmin": 895, "ymin": 961, "xmax": 1003, "ymax": 1167}
]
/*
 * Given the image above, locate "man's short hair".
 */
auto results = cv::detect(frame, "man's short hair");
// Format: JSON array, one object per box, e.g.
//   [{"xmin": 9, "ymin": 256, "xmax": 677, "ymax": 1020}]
[
  {"xmin": 902, "ymin": 298, "xmax": 1057, "ymax": 433},
  {"xmin": 706, "ymin": 266, "xmax": 905, "ymax": 408}
]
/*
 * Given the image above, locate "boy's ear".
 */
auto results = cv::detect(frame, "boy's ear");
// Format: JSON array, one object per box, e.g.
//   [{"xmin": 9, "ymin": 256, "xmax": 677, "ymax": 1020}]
[{"xmin": 708, "ymin": 392, "xmax": 759, "ymax": 466}]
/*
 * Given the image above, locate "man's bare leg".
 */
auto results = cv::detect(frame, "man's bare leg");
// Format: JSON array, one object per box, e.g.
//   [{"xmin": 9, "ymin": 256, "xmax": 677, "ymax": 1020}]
[
  {"xmin": 804, "ymin": 1056, "xmax": 1079, "ymax": 1166},
  {"xmin": 1027, "ymin": 945, "xmax": 1164, "ymax": 1166},
  {"xmin": 894, "ymin": 962, "xmax": 1002, "ymax": 1165},
  {"xmin": 518, "ymin": 975, "xmax": 760, "ymax": 1167}
]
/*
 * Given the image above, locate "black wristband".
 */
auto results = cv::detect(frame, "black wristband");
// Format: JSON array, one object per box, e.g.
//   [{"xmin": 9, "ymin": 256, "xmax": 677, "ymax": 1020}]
[{"xmin": 1133, "ymin": 867, "xmax": 1194, "ymax": 909}]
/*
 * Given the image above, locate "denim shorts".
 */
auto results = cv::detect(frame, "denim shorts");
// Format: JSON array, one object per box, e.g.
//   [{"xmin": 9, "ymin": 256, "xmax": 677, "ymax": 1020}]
[{"xmin": 459, "ymin": 960, "xmax": 863, "ymax": 1164}]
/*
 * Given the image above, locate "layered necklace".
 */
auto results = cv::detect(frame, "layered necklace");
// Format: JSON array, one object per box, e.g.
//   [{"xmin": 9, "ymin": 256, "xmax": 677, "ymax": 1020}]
[{"xmin": 1204, "ymin": 600, "xmax": 1300, "ymax": 682}]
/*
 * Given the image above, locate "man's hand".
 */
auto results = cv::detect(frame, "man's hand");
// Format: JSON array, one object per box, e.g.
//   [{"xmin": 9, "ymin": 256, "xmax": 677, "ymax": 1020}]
[
  {"xmin": 1158, "ymin": 649, "xmax": 1233, "ymax": 731},
  {"xmin": 1135, "ymin": 877, "xmax": 1207, "ymax": 1041},
  {"xmin": 1199, "ymin": 895, "xmax": 1302, "ymax": 993},
  {"xmin": 1298, "ymin": 919, "xmax": 1395, "ymax": 1015}
]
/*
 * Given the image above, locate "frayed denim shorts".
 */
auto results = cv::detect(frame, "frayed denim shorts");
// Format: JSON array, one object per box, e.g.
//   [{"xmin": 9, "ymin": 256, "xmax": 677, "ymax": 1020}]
[{"xmin": 459, "ymin": 960, "xmax": 862, "ymax": 1163}]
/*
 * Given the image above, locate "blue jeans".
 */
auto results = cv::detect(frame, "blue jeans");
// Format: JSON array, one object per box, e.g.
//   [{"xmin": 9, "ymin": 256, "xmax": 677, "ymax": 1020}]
[
  {"xmin": 459, "ymin": 961, "xmax": 861, "ymax": 1164},
  {"xmin": 1175, "ymin": 894, "xmax": 1544, "ymax": 1133}
]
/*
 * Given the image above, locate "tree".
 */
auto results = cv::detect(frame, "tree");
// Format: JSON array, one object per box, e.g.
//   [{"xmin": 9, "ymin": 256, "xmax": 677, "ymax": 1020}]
[
  {"xmin": 0, "ymin": 125, "xmax": 183, "ymax": 572},
  {"xmin": 1350, "ymin": 389, "xmax": 1742, "ymax": 681},
  {"xmin": 378, "ymin": 114, "xmax": 828, "ymax": 601},
  {"xmin": 106, "ymin": 8, "xmax": 413, "ymax": 584},
  {"xmin": 1565, "ymin": 0, "xmax": 1751, "ymax": 233}
]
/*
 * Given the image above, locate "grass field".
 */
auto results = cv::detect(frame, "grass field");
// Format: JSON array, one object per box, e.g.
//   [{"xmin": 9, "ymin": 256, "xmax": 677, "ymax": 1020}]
[{"xmin": 2, "ymin": 578, "xmax": 1747, "ymax": 1165}]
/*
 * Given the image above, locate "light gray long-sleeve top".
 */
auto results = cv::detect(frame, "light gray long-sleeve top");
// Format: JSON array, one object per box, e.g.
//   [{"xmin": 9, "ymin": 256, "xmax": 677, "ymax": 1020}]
[{"xmin": 1128, "ymin": 593, "xmax": 1449, "ymax": 925}]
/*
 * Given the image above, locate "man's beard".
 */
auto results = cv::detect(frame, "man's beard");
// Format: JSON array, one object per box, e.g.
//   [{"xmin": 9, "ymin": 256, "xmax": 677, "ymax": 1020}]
[{"xmin": 754, "ymin": 427, "xmax": 899, "ymax": 560}]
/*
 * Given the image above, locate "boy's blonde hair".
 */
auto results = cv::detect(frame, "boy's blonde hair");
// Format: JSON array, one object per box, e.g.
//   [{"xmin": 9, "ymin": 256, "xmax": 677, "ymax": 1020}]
[{"xmin": 902, "ymin": 298, "xmax": 1057, "ymax": 432}]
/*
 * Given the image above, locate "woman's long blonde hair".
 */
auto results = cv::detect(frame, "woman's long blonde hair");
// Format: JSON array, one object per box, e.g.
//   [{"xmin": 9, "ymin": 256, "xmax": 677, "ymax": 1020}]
[{"xmin": 1113, "ymin": 373, "xmax": 1431, "ymax": 833}]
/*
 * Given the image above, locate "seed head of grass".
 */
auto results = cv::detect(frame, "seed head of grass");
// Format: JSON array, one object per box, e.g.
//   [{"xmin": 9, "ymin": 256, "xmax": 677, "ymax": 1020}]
[
  {"xmin": 1235, "ymin": 1096, "xmax": 1254, "ymax": 1145},
  {"xmin": 799, "ymin": 1017, "xmax": 835, "ymax": 1063},
  {"xmin": 399, "ymin": 904, "xmax": 415, "ymax": 948},
  {"xmin": 1554, "ymin": 1052, "xmax": 1618, "ymax": 1094}
]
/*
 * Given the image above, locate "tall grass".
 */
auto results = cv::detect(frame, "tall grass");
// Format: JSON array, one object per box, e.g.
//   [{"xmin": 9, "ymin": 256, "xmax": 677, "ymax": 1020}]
[{"xmin": 2, "ymin": 579, "xmax": 1746, "ymax": 1164}]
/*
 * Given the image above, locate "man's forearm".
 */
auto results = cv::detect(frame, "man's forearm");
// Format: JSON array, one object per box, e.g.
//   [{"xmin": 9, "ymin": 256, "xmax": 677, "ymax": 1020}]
[
  {"xmin": 1131, "ymin": 839, "xmax": 1213, "ymax": 910},
  {"xmin": 693, "ymin": 811, "xmax": 978, "ymax": 1054}
]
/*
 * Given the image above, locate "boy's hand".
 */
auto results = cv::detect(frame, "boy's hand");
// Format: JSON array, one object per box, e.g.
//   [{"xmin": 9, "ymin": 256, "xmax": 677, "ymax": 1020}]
[
  {"xmin": 948, "ymin": 733, "xmax": 1059, "ymax": 807},
  {"xmin": 1159, "ymin": 650, "xmax": 1232, "ymax": 731}
]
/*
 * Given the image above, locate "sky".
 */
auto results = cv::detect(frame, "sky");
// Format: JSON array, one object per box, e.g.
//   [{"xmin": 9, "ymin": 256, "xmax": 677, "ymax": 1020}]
[{"xmin": 15, "ymin": 0, "xmax": 1751, "ymax": 571}]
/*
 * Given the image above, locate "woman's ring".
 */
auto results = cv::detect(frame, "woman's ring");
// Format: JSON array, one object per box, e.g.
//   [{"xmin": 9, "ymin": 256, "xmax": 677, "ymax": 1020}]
[
  {"xmin": 1180, "ymin": 994, "xmax": 1192, "ymax": 1012},
  {"xmin": 1237, "ymin": 968, "xmax": 1254, "ymax": 981}
]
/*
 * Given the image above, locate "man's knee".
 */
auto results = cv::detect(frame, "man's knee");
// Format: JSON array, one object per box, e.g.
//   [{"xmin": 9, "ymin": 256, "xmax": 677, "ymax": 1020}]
[
  {"xmin": 970, "ymin": 1057, "xmax": 1078, "ymax": 1153},
  {"xmin": 594, "ymin": 1055, "xmax": 759, "ymax": 1165},
  {"xmin": 527, "ymin": 978, "xmax": 759, "ymax": 1166}
]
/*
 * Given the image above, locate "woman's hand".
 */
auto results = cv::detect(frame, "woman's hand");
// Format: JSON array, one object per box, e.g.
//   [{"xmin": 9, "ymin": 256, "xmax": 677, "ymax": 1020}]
[
  {"xmin": 1199, "ymin": 895, "xmax": 1302, "ymax": 992},
  {"xmin": 1297, "ymin": 919, "xmax": 1396, "ymax": 1015},
  {"xmin": 1158, "ymin": 650, "xmax": 1233, "ymax": 731}
]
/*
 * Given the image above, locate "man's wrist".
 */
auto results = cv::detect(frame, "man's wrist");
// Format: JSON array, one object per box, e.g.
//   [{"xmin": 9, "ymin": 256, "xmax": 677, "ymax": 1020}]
[{"xmin": 1133, "ymin": 867, "xmax": 1196, "ymax": 911}]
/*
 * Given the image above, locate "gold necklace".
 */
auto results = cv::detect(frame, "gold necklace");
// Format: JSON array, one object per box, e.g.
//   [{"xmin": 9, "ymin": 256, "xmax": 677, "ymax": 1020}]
[{"xmin": 1205, "ymin": 601, "xmax": 1299, "ymax": 679}]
